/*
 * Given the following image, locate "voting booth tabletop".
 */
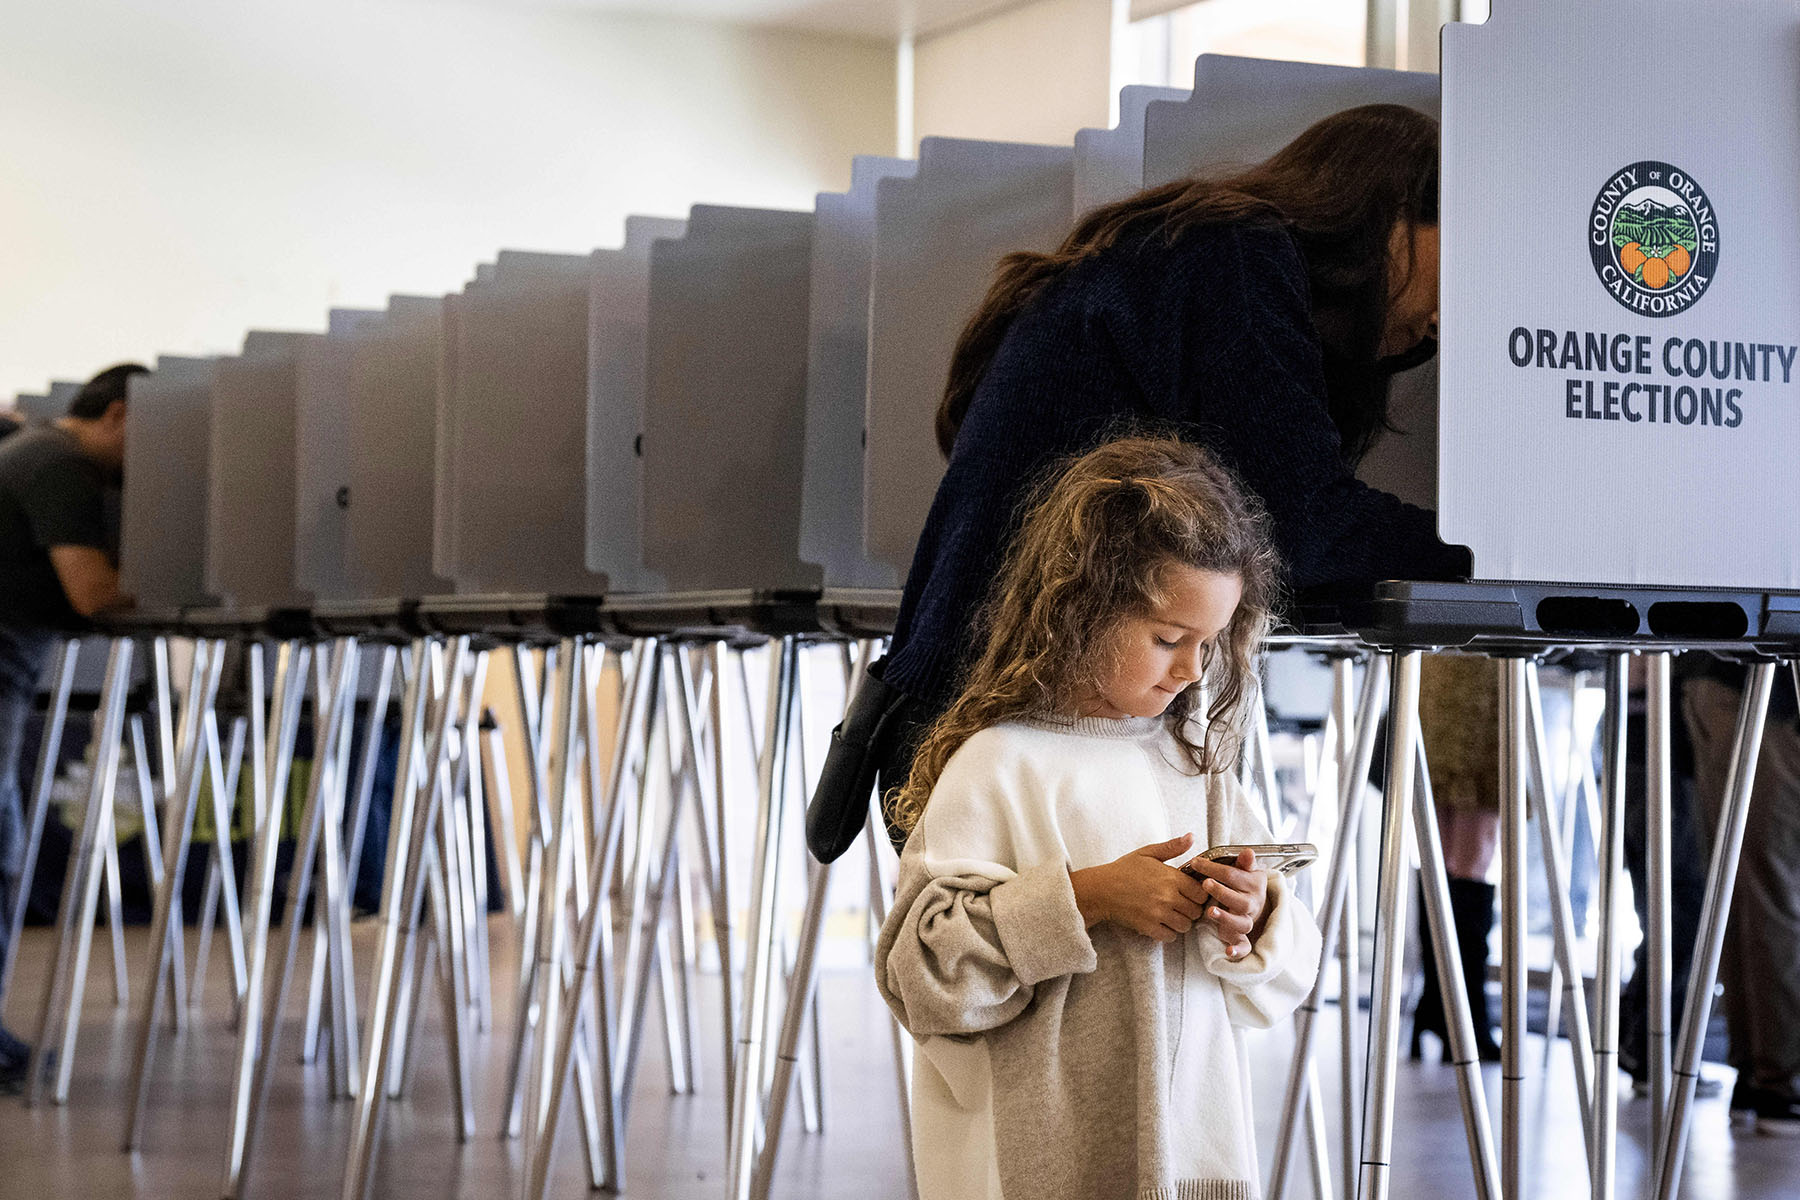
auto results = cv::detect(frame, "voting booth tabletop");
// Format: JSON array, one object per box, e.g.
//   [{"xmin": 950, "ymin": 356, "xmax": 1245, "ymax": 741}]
[{"xmin": 1296, "ymin": 580, "xmax": 1800, "ymax": 655}]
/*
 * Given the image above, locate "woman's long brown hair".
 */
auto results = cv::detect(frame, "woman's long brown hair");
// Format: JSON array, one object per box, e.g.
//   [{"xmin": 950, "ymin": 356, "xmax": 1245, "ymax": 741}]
[
  {"xmin": 889, "ymin": 436, "xmax": 1282, "ymax": 834},
  {"xmin": 936, "ymin": 103, "xmax": 1440, "ymax": 464}
]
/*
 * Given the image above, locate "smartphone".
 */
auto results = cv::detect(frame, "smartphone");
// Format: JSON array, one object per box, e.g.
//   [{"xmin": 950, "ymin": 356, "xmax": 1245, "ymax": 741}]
[{"xmin": 1182, "ymin": 842, "xmax": 1319, "ymax": 878}]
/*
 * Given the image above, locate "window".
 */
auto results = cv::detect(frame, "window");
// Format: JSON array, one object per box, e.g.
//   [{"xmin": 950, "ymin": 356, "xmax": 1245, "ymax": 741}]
[{"xmin": 1120, "ymin": 0, "xmax": 1370, "ymax": 89}]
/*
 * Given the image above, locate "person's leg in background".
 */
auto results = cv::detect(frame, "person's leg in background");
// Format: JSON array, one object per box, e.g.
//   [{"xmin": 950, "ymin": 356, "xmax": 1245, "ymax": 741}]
[
  {"xmin": 0, "ymin": 684, "xmax": 38, "ymax": 1086},
  {"xmin": 1412, "ymin": 655, "xmax": 1502, "ymax": 1062},
  {"xmin": 1619, "ymin": 677, "xmax": 1715, "ymax": 1096},
  {"xmin": 1683, "ymin": 671, "xmax": 1800, "ymax": 1134}
]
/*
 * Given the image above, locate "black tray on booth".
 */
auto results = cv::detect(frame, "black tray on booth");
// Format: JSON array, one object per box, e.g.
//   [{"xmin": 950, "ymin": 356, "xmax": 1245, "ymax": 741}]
[
  {"xmin": 92, "ymin": 606, "xmax": 200, "ymax": 638},
  {"xmin": 413, "ymin": 594, "xmax": 611, "ymax": 644},
  {"xmin": 814, "ymin": 588, "xmax": 901, "ymax": 639},
  {"xmin": 599, "ymin": 590, "xmax": 823, "ymax": 640},
  {"xmin": 1295, "ymin": 580, "xmax": 1800, "ymax": 656},
  {"xmin": 310, "ymin": 599, "xmax": 422, "ymax": 640},
  {"xmin": 180, "ymin": 606, "xmax": 318, "ymax": 641},
  {"xmin": 92, "ymin": 605, "xmax": 317, "ymax": 641}
]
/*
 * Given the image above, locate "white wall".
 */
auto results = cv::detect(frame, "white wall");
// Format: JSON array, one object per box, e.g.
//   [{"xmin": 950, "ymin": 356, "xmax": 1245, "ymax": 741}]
[
  {"xmin": 0, "ymin": 0, "xmax": 895, "ymax": 399},
  {"xmin": 912, "ymin": 0, "xmax": 1114, "ymax": 148}
]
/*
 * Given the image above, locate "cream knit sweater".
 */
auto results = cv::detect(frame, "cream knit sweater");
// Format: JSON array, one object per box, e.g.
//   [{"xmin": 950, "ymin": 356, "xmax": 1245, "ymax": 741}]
[{"xmin": 876, "ymin": 714, "xmax": 1323, "ymax": 1200}]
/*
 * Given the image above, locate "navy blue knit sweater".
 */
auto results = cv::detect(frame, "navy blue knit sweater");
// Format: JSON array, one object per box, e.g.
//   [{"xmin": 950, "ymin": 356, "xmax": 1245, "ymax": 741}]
[{"xmin": 885, "ymin": 219, "xmax": 1468, "ymax": 711}]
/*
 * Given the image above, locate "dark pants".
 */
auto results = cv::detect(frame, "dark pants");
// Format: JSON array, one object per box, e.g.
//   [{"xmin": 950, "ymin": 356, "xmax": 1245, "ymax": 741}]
[
  {"xmin": 1619, "ymin": 708, "xmax": 1706, "ymax": 1075},
  {"xmin": 1685, "ymin": 677, "xmax": 1800, "ymax": 1097},
  {"xmin": 0, "ymin": 625, "xmax": 54, "ymax": 985}
]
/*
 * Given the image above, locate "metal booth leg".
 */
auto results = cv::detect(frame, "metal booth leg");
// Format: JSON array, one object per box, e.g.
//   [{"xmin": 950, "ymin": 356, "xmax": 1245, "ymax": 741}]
[
  {"xmin": 726, "ymin": 636, "xmax": 801, "ymax": 1200},
  {"xmin": 501, "ymin": 642, "xmax": 557, "ymax": 1139},
  {"xmin": 238, "ymin": 638, "xmax": 363, "ymax": 1176},
  {"xmin": 149, "ymin": 637, "xmax": 190, "ymax": 1026},
  {"xmin": 124, "ymin": 638, "xmax": 227, "ymax": 1148},
  {"xmin": 197, "ymin": 715, "xmax": 251, "ymax": 1024},
  {"xmin": 501, "ymin": 638, "xmax": 607, "ymax": 1191},
  {"xmin": 709, "ymin": 641, "xmax": 739, "ymax": 1123},
  {"xmin": 750, "ymin": 634, "xmax": 883, "ymax": 1198},
  {"xmin": 521, "ymin": 637, "xmax": 594, "ymax": 1186},
  {"xmin": 618, "ymin": 646, "xmax": 701, "ymax": 1116},
  {"xmin": 1356, "ymin": 649, "xmax": 1422, "ymax": 1200},
  {"xmin": 1652, "ymin": 660, "xmax": 1780, "ymax": 1200},
  {"xmin": 1269, "ymin": 656, "xmax": 1389, "ymax": 1199},
  {"xmin": 1496, "ymin": 658, "xmax": 1530, "ymax": 1200},
  {"xmin": 0, "ymin": 637, "xmax": 78, "ymax": 1017},
  {"xmin": 462, "ymin": 652, "xmax": 496, "ymax": 1034},
  {"xmin": 339, "ymin": 635, "xmax": 467, "ymax": 1200},
  {"xmin": 1330, "ymin": 657, "xmax": 1358, "ymax": 1200},
  {"xmin": 859, "ymin": 741, "xmax": 920, "ymax": 1200},
  {"xmin": 27, "ymin": 636, "xmax": 134, "ymax": 1107},
  {"xmin": 1521, "ymin": 662, "xmax": 1597, "ymax": 1164},
  {"xmin": 1589, "ymin": 655, "xmax": 1629, "ymax": 1200},
  {"xmin": 525, "ymin": 641, "xmax": 660, "ymax": 1200},
  {"xmin": 1411, "ymin": 727, "xmax": 1502, "ymax": 1200},
  {"xmin": 1643, "ymin": 652, "xmax": 1674, "ymax": 1152},
  {"xmin": 100, "ymin": 798, "xmax": 128, "ymax": 1008},
  {"xmin": 221, "ymin": 640, "xmax": 313, "ymax": 1198}
]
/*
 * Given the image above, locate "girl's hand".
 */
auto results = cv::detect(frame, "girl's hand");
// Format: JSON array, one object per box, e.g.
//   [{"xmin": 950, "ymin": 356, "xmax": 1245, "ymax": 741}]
[
  {"xmin": 1068, "ymin": 834, "xmax": 1212, "ymax": 943},
  {"xmin": 1182, "ymin": 850, "xmax": 1270, "ymax": 959}
]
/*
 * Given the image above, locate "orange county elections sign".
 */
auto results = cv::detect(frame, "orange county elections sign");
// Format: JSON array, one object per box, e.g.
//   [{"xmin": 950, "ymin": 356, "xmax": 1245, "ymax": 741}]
[{"xmin": 1439, "ymin": 0, "xmax": 1800, "ymax": 590}]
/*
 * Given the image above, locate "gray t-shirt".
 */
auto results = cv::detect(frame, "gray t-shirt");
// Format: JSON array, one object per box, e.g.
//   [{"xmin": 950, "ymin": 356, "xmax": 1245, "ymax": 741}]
[{"xmin": 0, "ymin": 425, "xmax": 109, "ymax": 631}]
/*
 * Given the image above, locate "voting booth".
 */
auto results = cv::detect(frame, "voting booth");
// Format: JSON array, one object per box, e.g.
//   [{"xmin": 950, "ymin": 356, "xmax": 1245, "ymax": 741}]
[
  {"xmin": 26, "ymin": 9, "xmax": 1800, "ymax": 1198},
  {"xmin": 1072, "ymin": 84, "xmax": 1188, "ymax": 218},
  {"xmin": 296, "ymin": 309, "xmax": 383, "ymax": 605},
  {"xmin": 440, "ymin": 252, "xmax": 601, "ymax": 597},
  {"xmin": 207, "ymin": 331, "xmax": 315, "ymax": 612},
  {"xmin": 121, "ymin": 357, "xmax": 220, "ymax": 610},
  {"xmin": 1441, "ymin": 0, "xmax": 1800, "ymax": 594},
  {"xmin": 586, "ymin": 216, "xmax": 687, "ymax": 595},
  {"xmin": 799, "ymin": 157, "xmax": 916, "ymax": 593},
  {"xmin": 864, "ymin": 137, "xmax": 1075, "ymax": 575},
  {"xmin": 345, "ymin": 296, "xmax": 454, "ymax": 603},
  {"xmin": 12, "ymin": 391, "xmax": 59, "ymax": 421},
  {"xmin": 638, "ymin": 205, "xmax": 819, "ymax": 597}
]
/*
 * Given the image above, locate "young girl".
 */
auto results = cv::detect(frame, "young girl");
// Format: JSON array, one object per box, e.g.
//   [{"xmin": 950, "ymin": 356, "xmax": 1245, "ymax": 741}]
[{"xmin": 876, "ymin": 436, "xmax": 1323, "ymax": 1200}]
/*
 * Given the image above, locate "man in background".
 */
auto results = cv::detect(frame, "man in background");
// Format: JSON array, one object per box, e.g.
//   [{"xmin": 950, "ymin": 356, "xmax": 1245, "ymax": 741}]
[
  {"xmin": 1682, "ymin": 653, "xmax": 1800, "ymax": 1135},
  {"xmin": 0, "ymin": 363, "xmax": 140, "ymax": 1090}
]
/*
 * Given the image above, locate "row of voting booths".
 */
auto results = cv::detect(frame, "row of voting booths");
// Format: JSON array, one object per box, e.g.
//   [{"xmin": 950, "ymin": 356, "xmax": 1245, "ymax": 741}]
[{"xmin": 6, "ymin": 2, "xmax": 1800, "ymax": 1198}]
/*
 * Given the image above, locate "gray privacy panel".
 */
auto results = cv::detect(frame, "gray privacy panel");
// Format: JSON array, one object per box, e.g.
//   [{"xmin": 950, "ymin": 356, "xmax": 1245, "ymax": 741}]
[
  {"xmin": 432, "ymin": 283, "xmax": 466, "ymax": 582},
  {"xmin": 295, "ymin": 308, "xmax": 383, "ymax": 602},
  {"xmin": 448, "ymin": 250, "xmax": 603, "ymax": 595},
  {"xmin": 1143, "ymin": 55, "xmax": 1438, "ymax": 187},
  {"xmin": 586, "ymin": 216, "xmax": 687, "ymax": 592},
  {"xmin": 207, "ymin": 331, "xmax": 315, "ymax": 609},
  {"xmin": 120, "ymin": 357, "xmax": 219, "ymax": 608},
  {"xmin": 1144, "ymin": 55, "xmax": 1440, "ymax": 511},
  {"xmin": 865, "ymin": 137, "xmax": 1075, "ymax": 573},
  {"xmin": 13, "ymin": 393, "xmax": 55, "ymax": 421},
  {"xmin": 348, "ymin": 296, "xmax": 452, "ymax": 601},
  {"xmin": 48, "ymin": 381, "xmax": 80, "ymax": 415},
  {"xmin": 642, "ymin": 205, "xmax": 820, "ymax": 593},
  {"xmin": 799, "ymin": 156, "xmax": 916, "ymax": 591},
  {"xmin": 1073, "ymin": 84, "xmax": 1189, "ymax": 218}
]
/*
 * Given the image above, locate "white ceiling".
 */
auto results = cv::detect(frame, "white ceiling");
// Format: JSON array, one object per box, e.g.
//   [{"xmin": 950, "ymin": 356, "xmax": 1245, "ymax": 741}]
[{"xmin": 480, "ymin": 0, "xmax": 1032, "ymax": 40}]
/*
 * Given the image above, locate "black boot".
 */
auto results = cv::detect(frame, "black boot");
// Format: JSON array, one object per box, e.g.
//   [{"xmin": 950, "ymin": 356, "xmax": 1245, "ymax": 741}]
[
  {"xmin": 1450, "ymin": 878, "xmax": 1502, "ymax": 1062},
  {"xmin": 1410, "ymin": 878, "xmax": 1502, "ymax": 1062},
  {"xmin": 1411, "ymin": 882, "xmax": 1447, "ymax": 1060}
]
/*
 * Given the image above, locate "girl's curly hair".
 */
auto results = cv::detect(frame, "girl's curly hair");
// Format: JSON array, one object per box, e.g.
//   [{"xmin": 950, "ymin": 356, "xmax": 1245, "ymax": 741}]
[{"xmin": 890, "ymin": 436, "xmax": 1283, "ymax": 835}]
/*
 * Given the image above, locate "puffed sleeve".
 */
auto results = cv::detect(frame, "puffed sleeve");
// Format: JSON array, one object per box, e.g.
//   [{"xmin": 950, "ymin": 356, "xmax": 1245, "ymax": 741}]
[
  {"xmin": 1195, "ymin": 771, "xmax": 1325, "ymax": 1029},
  {"xmin": 874, "ymin": 735, "xmax": 1097, "ymax": 1039}
]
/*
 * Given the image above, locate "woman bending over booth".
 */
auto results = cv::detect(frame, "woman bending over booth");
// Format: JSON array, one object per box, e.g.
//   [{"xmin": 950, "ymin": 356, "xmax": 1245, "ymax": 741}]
[{"xmin": 873, "ymin": 104, "xmax": 1470, "ymax": 834}]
